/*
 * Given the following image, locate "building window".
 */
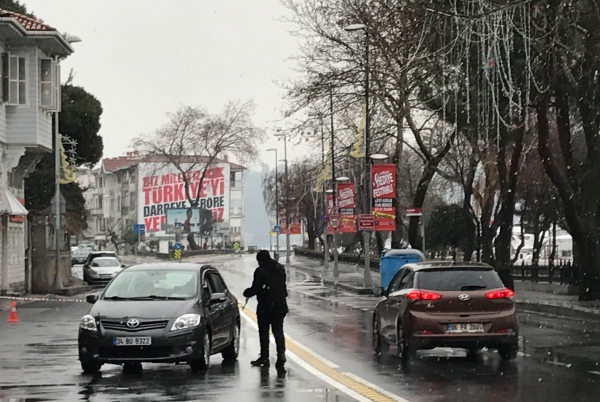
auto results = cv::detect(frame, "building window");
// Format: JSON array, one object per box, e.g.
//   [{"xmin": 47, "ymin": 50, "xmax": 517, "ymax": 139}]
[
  {"xmin": 40, "ymin": 58, "xmax": 59, "ymax": 110},
  {"xmin": 2, "ymin": 53, "xmax": 27, "ymax": 105},
  {"xmin": 96, "ymin": 196, "xmax": 103, "ymax": 209}
]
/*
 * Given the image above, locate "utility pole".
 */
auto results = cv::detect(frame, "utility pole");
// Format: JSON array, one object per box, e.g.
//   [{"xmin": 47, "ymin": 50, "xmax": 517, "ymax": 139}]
[
  {"xmin": 53, "ymin": 108, "xmax": 63, "ymax": 290},
  {"xmin": 330, "ymin": 87, "xmax": 339, "ymax": 278},
  {"xmin": 267, "ymin": 149, "xmax": 279, "ymax": 251},
  {"xmin": 283, "ymin": 137, "xmax": 291, "ymax": 264},
  {"xmin": 363, "ymin": 30, "xmax": 373, "ymax": 287},
  {"xmin": 321, "ymin": 122, "xmax": 329, "ymax": 268}
]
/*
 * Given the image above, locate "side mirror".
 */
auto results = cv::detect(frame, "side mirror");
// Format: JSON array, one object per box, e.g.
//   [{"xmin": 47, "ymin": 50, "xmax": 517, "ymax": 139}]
[
  {"xmin": 121, "ymin": 264, "xmax": 126, "ymax": 268},
  {"xmin": 86, "ymin": 294, "xmax": 98, "ymax": 304},
  {"xmin": 210, "ymin": 292, "xmax": 226, "ymax": 304},
  {"xmin": 373, "ymin": 287, "xmax": 384, "ymax": 297}
]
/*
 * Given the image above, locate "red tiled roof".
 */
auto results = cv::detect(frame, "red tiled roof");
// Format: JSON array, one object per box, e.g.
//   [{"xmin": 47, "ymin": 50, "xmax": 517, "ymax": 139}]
[
  {"xmin": 102, "ymin": 154, "xmax": 246, "ymax": 172},
  {"xmin": 0, "ymin": 9, "xmax": 55, "ymax": 32}
]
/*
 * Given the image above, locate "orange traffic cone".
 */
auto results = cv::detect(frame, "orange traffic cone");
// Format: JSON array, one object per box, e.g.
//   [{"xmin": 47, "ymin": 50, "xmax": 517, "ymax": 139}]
[{"xmin": 6, "ymin": 301, "xmax": 18, "ymax": 323}]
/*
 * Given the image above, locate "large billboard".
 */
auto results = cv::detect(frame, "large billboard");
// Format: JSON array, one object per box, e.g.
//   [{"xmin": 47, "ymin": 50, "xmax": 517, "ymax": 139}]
[{"xmin": 138, "ymin": 162, "xmax": 230, "ymax": 235}]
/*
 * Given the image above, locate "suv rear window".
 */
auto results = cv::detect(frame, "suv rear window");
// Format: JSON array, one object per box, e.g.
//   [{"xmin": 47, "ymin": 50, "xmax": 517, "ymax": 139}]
[{"xmin": 416, "ymin": 268, "xmax": 504, "ymax": 291}]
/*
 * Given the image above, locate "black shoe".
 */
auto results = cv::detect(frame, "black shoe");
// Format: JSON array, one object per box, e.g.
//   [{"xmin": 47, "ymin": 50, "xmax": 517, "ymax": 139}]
[
  {"xmin": 251, "ymin": 357, "xmax": 270, "ymax": 367},
  {"xmin": 275, "ymin": 356, "xmax": 286, "ymax": 369}
]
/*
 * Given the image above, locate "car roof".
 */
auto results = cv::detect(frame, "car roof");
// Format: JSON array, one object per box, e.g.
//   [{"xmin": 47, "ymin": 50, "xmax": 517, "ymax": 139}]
[
  {"xmin": 403, "ymin": 261, "xmax": 494, "ymax": 272},
  {"xmin": 124, "ymin": 263, "xmax": 214, "ymax": 272},
  {"xmin": 90, "ymin": 251, "xmax": 115, "ymax": 254},
  {"xmin": 93, "ymin": 256, "xmax": 119, "ymax": 260}
]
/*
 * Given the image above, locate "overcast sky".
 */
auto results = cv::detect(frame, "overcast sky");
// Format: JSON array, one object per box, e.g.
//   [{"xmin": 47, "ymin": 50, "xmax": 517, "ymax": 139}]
[{"xmin": 26, "ymin": 0, "xmax": 306, "ymax": 170}]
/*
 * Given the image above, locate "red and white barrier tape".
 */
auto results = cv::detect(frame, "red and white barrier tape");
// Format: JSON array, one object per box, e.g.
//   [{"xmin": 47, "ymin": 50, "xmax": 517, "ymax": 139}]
[{"xmin": 0, "ymin": 295, "xmax": 86, "ymax": 303}]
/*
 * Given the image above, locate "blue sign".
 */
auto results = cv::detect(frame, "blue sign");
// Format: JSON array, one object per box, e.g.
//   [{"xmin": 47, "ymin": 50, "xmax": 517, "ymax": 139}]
[
  {"xmin": 132, "ymin": 224, "xmax": 146, "ymax": 235},
  {"xmin": 273, "ymin": 225, "xmax": 281, "ymax": 233},
  {"xmin": 173, "ymin": 242, "xmax": 182, "ymax": 250},
  {"xmin": 320, "ymin": 213, "xmax": 328, "ymax": 222}
]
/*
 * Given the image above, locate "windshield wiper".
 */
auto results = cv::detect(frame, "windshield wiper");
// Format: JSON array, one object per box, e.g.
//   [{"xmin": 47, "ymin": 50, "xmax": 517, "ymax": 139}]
[
  {"xmin": 460, "ymin": 285, "xmax": 487, "ymax": 291},
  {"xmin": 128, "ymin": 295, "xmax": 187, "ymax": 300},
  {"xmin": 103, "ymin": 296, "xmax": 131, "ymax": 300}
]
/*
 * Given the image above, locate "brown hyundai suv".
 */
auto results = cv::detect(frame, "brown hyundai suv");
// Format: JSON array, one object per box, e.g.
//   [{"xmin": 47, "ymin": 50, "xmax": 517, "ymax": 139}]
[{"xmin": 372, "ymin": 262, "xmax": 518, "ymax": 361}]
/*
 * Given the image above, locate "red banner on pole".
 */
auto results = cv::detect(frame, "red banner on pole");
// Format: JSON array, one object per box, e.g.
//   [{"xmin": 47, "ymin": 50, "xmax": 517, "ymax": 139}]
[
  {"xmin": 289, "ymin": 207, "xmax": 301, "ymax": 235},
  {"xmin": 371, "ymin": 164, "xmax": 396, "ymax": 231},
  {"xmin": 337, "ymin": 183, "xmax": 356, "ymax": 233}
]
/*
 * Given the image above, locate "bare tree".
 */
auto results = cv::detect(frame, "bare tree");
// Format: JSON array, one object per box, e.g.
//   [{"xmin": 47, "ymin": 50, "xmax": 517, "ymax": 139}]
[{"xmin": 132, "ymin": 100, "xmax": 265, "ymax": 249}]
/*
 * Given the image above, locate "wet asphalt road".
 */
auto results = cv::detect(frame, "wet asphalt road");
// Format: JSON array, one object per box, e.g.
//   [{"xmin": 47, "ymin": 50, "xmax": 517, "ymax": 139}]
[{"xmin": 2, "ymin": 254, "xmax": 600, "ymax": 401}]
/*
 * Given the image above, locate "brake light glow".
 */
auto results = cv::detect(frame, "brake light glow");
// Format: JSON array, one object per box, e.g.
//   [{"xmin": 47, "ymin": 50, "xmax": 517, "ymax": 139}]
[
  {"xmin": 407, "ymin": 291, "xmax": 442, "ymax": 301},
  {"xmin": 485, "ymin": 289, "xmax": 515, "ymax": 299}
]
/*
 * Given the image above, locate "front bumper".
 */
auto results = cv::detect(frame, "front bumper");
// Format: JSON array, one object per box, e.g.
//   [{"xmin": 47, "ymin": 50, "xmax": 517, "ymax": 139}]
[{"xmin": 78, "ymin": 326, "xmax": 205, "ymax": 364}]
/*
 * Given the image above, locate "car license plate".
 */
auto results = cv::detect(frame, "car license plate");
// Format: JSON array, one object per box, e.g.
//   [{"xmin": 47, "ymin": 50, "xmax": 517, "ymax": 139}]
[
  {"xmin": 113, "ymin": 337, "xmax": 152, "ymax": 346},
  {"xmin": 447, "ymin": 323, "xmax": 484, "ymax": 333}
]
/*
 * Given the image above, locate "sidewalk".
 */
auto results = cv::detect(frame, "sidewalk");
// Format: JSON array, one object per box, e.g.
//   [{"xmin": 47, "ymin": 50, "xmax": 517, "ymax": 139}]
[{"xmin": 289, "ymin": 256, "xmax": 600, "ymax": 322}]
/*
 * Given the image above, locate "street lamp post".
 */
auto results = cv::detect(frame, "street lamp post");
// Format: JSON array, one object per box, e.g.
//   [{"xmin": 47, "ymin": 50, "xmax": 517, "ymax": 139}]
[
  {"xmin": 329, "ymin": 87, "xmax": 339, "ymax": 278},
  {"xmin": 53, "ymin": 35, "xmax": 82, "ymax": 291},
  {"xmin": 274, "ymin": 133, "xmax": 291, "ymax": 265},
  {"xmin": 267, "ymin": 149, "xmax": 279, "ymax": 251},
  {"xmin": 320, "ymin": 123, "xmax": 329, "ymax": 268},
  {"xmin": 345, "ymin": 23, "xmax": 373, "ymax": 287}
]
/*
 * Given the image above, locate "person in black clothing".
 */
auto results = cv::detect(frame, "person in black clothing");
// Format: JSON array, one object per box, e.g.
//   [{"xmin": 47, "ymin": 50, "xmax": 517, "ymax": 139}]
[{"xmin": 243, "ymin": 250, "xmax": 288, "ymax": 368}]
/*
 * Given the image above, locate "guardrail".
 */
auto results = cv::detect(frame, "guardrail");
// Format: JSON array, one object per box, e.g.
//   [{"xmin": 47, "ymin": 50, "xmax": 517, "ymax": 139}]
[
  {"xmin": 294, "ymin": 247, "xmax": 381, "ymax": 271},
  {"xmin": 511, "ymin": 263, "xmax": 579, "ymax": 285},
  {"xmin": 294, "ymin": 247, "xmax": 579, "ymax": 285}
]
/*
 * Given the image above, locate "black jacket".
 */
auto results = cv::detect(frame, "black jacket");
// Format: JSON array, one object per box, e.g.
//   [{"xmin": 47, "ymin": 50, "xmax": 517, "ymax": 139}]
[{"xmin": 243, "ymin": 261, "xmax": 288, "ymax": 305}]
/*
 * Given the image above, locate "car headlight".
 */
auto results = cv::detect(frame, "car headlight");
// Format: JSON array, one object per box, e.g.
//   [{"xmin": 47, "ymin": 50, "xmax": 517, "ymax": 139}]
[
  {"xmin": 80, "ymin": 314, "xmax": 97, "ymax": 331},
  {"xmin": 87, "ymin": 269, "xmax": 99, "ymax": 278},
  {"xmin": 170, "ymin": 314, "xmax": 201, "ymax": 331}
]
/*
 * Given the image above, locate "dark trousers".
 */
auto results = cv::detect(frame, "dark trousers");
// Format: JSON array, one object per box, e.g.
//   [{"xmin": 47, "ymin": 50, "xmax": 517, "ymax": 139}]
[{"xmin": 257, "ymin": 300, "xmax": 287, "ymax": 359}]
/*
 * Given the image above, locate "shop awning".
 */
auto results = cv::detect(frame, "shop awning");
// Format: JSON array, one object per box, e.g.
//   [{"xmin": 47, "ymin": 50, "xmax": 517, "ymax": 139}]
[{"xmin": 0, "ymin": 187, "xmax": 28, "ymax": 216}]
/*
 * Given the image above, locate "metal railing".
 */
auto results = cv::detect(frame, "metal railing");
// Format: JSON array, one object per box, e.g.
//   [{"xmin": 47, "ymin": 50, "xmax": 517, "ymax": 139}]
[{"xmin": 511, "ymin": 262, "xmax": 579, "ymax": 286}]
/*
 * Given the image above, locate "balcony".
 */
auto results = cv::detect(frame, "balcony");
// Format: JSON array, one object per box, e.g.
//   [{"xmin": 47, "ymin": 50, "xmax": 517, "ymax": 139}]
[{"xmin": 121, "ymin": 207, "xmax": 129, "ymax": 216}]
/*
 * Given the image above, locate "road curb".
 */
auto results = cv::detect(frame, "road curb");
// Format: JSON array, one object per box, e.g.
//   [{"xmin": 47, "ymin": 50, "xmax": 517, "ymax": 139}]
[{"xmin": 516, "ymin": 301, "xmax": 600, "ymax": 323}]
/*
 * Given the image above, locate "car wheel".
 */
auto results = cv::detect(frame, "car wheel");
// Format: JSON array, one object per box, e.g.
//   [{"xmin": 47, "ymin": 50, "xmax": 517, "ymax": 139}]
[
  {"xmin": 190, "ymin": 331, "xmax": 211, "ymax": 372},
  {"xmin": 397, "ymin": 323, "xmax": 411, "ymax": 362},
  {"xmin": 372, "ymin": 315, "xmax": 387, "ymax": 355},
  {"xmin": 221, "ymin": 321, "xmax": 240, "ymax": 361},
  {"xmin": 498, "ymin": 344, "xmax": 519, "ymax": 361},
  {"xmin": 80, "ymin": 359, "xmax": 102, "ymax": 374}
]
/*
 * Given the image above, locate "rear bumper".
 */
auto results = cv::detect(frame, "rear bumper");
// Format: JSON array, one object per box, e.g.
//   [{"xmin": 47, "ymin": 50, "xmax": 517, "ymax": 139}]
[
  {"xmin": 78, "ymin": 327, "xmax": 204, "ymax": 364},
  {"xmin": 410, "ymin": 333, "xmax": 518, "ymax": 350}
]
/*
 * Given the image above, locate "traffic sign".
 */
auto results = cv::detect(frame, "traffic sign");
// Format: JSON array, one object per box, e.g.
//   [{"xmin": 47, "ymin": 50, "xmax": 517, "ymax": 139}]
[
  {"xmin": 132, "ymin": 224, "xmax": 146, "ymax": 235},
  {"xmin": 173, "ymin": 242, "xmax": 182, "ymax": 250},
  {"xmin": 328, "ymin": 215, "xmax": 340, "ymax": 230},
  {"xmin": 320, "ymin": 213, "xmax": 328, "ymax": 223},
  {"xmin": 358, "ymin": 214, "xmax": 376, "ymax": 231},
  {"xmin": 173, "ymin": 249, "xmax": 182, "ymax": 260},
  {"xmin": 406, "ymin": 207, "xmax": 423, "ymax": 217},
  {"xmin": 273, "ymin": 225, "xmax": 281, "ymax": 233}
]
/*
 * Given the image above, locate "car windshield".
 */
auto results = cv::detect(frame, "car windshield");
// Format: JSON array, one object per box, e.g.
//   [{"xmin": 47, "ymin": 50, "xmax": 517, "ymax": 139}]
[
  {"xmin": 104, "ymin": 270, "xmax": 198, "ymax": 299},
  {"xmin": 92, "ymin": 258, "xmax": 120, "ymax": 267},
  {"xmin": 416, "ymin": 269, "xmax": 504, "ymax": 291},
  {"xmin": 74, "ymin": 250, "xmax": 89, "ymax": 257}
]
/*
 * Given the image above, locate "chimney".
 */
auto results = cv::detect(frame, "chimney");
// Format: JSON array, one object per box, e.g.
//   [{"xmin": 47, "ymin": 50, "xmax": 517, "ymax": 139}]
[{"xmin": 223, "ymin": 154, "xmax": 228, "ymax": 162}]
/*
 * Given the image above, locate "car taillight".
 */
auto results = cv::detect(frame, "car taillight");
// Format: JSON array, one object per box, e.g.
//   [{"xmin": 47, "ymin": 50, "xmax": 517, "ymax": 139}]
[
  {"xmin": 407, "ymin": 291, "xmax": 442, "ymax": 301},
  {"xmin": 485, "ymin": 289, "xmax": 515, "ymax": 299}
]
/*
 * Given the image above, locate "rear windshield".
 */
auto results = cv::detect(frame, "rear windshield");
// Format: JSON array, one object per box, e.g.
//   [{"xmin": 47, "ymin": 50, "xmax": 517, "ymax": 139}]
[
  {"xmin": 416, "ymin": 269, "xmax": 504, "ymax": 291},
  {"xmin": 92, "ymin": 258, "xmax": 121, "ymax": 267}
]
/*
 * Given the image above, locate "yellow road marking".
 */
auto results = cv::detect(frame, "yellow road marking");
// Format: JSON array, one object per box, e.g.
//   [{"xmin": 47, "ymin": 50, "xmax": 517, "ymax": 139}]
[{"xmin": 239, "ymin": 304, "xmax": 408, "ymax": 402}]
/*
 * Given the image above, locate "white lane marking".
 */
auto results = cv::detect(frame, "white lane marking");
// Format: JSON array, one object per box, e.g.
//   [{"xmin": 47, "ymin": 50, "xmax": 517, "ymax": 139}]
[
  {"xmin": 588, "ymin": 371, "xmax": 600, "ymax": 376},
  {"xmin": 239, "ymin": 310, "xmax": 389, "ymax": 402},
  {"xmin": 343, "ymin": 372, "xmax": 411, "ymax": 402},
  {"xmin": 546, "ymin": 360, "xmax": 572, "ymax": 368}
]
